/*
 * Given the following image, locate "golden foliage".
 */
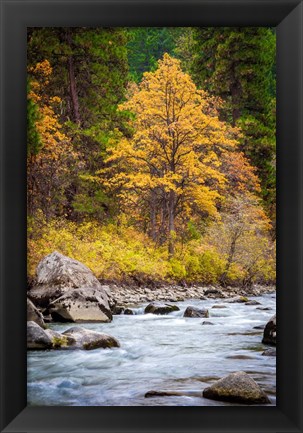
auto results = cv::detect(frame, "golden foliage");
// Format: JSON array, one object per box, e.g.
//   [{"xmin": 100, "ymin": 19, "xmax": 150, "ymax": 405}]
[
  {"xmin": 27, "ymin": 60, "xmax": 79, "ymax": 217},
  {"xmin": 28, "ymin": 216, "xmax": 275, "ymax": 285},
  {"xmin": 103, "ymin": 55, "xmax": 239, "ymax": 220}
]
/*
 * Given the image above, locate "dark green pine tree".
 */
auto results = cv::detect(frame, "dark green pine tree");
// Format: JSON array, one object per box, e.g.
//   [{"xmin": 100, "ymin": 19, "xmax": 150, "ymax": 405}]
[
  {"xmin": 127, "ymin": 27, "xmax": 183, "ymax": 82},
  {"xmin": 27, "ymin": 79, "xmax": 41, "ymax": 157},
  {"xmin": 27, "ymin": 27, "xmax": 130, "ymax": 220},
  {"xmin": 189, "ymin": 27, "xmax": 276, "ymax": 225}
]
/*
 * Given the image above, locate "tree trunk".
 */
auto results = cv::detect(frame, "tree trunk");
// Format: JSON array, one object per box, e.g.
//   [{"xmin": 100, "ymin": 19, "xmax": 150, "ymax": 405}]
[
  {"xmin": 149, "ymin": 189, "xmax": 157, "ymax": 241},
  {"xmin": 27, "ymin": 156, "xmax": 35, "ymax": 217},
  {"xmin": 220, "ymin": 236, "xmax": 237, "ymax": 286},
  {"xmin": 66, "ymin": 30, "xmax": 81, "ymax": 125},
  {"xmin": 230, "ymin": 64, "xmax": 241, "ymax": 126},
  {"xmin": 168, "ymin": 189, "xmax": 175, "ymax": 257}
]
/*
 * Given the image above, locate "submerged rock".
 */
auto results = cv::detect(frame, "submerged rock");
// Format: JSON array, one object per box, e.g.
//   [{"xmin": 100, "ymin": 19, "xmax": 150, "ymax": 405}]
[
  {"xmin": 203, "ymin": 371, "xmax": 270, "ymax": 404},
  {"xmin": 62, "ymin": 327, "xmax": 120, "ymax": 350},
  {"xmin": 245, "ymin": 300, "xmax": 261, "ymax": 306},
  {"xmin": 262, "ymin": 315, "xmax": 276, "ymax": 346},
  {"xmin": 262, "ymin": 348, "xmax": 276, "ymax": 357},
  {"xmin": 226, "ymin": 354, "xmax": 254, "ymax": 360},
  {"xmin": 184, "ymin": 306, "xmax": 209, "ymax": 318},
  {"xmin": 124, "ymin": 308, "xmax": 134, "ymax": 315},
  {"xmin": 253, "ymin": 324, "xmax": 266, "ymax": 330},
  {"xmin": 112, "ymin": 306, "xmax": 125, "ymax": 315},
  {"xmin": 27, "ymin": 321, "xmax": 52, "ymax": 350},
  {"xmin": 202, "ymin": 321, "xmax": 215, "ymax": 325},
  {"xmin": 27, "ymin": 298, "xmax": 45, "ymax": 328},
  {"xmin": 145, "ymin": 390, "xmax": 184, "ymax": 398},
  {"xmin": 48, "ymin": 287, "xmax": 112, "ymax": 323},
  {"xmin": 144, "ymin": 302, "xmax": 180, "ymax": 315}
]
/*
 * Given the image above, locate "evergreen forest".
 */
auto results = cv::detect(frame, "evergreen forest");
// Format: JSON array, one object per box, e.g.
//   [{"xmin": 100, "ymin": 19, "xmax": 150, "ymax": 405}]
[{"xmin": 27, "ymin": 27, "xmax": 276, "ymax": 288}]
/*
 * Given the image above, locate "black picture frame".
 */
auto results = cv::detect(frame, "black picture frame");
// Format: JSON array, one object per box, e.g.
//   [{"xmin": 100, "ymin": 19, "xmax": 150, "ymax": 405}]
[{"xmin": 0, "ymin": 0, "xmax": 302, "ymax": 432}]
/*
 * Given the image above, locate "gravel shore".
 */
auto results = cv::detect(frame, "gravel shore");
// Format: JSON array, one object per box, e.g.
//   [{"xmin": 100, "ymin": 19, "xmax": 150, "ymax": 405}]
[{"xmin": 108, "ymin": 284, "xmax": 276, "ymax": 307}]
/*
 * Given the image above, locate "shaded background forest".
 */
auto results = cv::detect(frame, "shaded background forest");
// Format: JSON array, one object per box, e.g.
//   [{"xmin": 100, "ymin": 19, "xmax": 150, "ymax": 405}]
[{"xmin": 27, "ymin": 27, "xmax": 276, "ymax": 287}]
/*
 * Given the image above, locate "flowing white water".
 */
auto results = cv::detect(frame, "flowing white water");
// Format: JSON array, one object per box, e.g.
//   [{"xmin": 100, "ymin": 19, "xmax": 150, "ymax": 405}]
[{"xmin": 27, "ymin": 293, "xmax": 276, "ymax": 406}]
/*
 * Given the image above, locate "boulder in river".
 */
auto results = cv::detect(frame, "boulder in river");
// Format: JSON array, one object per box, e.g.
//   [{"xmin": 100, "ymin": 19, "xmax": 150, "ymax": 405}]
[
  {"xmin": 262, "ymin": 348, "xmax": 276, "ymax": 357},
  {"xmin": 44, "ymin": 328, "xmax": 76, "ymax": 349},
  {"xmin": 228, "ymin": 296, "xmax": 249, "ymax": 303},
  {"xmin": 262, "ymin": 314, "xmax": 276, "ymax": 346},
  {"xmin": 48, "ymin": 287, "xmax": 112, "ymax": 323},
  {"xmin": 202, "ymin": 321, "xmax": 215, "ymax": 325},
  {"xmin": 144, "ymin": 302, "xmax": 180, "ymax": 315},
  {"xmin": 211, "ymin": 304, "xmax": 227, "ymax": 309},
  {"xmin": 27, "ymin": 321, "xmax": 52, "ymax": 350},
  {"xmin": 245, "ymin": 300, "xmax": 261, "ymax": 306},
  {"xmin": 184, "ymin": 306, "xmax": 209, "ymax": 318},
  {"xmin": 124, "ymin": 308, "xmax": 134, "ymax": 315},
  {"xmin": 28, "ymin": 252, "xmax": 112, "ymax": 322},
  {"xmin": 27, "ymin": 298, "xmax": 45, "ymax": 328},
  {"xmin": 253, "ymin": 324, "xmax": 265, "ymax": 330},
  {"xmin": 203, "ymin": 371, "xmax": 270, "ymax": 404},
  {"xmin": 145, "ymin": 390, "xmax": 184, "ymax": 398},
  {"xmin": 112, "ymin": 306, "xmax": 125, "ymax": 315},
  {"xmin": 28, "ymin": 251, "xmax": 111, "ymax": 309},
  {"xmin": 62, "ymin": 326, "xmax": 120, "ymax": 350}
]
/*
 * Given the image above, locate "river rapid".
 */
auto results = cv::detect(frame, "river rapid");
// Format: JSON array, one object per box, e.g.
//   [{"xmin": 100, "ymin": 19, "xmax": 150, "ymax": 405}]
[{"xmin": 27, "ymin": 292, "xmax": 276, "ymax": 406}]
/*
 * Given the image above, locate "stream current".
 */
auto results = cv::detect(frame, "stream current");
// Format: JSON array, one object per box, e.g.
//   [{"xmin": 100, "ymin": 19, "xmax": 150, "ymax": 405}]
[{"xmin": 27, "ymin": 292, "xmax": 276, "ymax": 406}]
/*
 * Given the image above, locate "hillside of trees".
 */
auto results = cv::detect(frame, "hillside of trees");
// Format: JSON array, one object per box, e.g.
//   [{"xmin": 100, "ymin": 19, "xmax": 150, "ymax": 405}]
[{"xmin": 27, "ymin": 27, "xmax": 276, "ymax": 287}]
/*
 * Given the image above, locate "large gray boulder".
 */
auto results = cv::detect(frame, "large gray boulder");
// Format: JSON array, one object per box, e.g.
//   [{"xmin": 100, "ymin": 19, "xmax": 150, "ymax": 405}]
[
  {"xmin": 27, "ymin": 321, "xmax": 52, "ymax": 350},
  {"xmin": 27, "ymin": 323, "xmax": 119, "ymax": 351},
  {"xmin": 262, "ymin": 314, "xmax": 276, "ymax": 346},
  {"xmin": 27, "ymin": 298, "xmax": 45, "ymax": 328},
  {"xmin": 48, "ymin": 287, "xmax": 112, "ymax": 323},
  {"xmin": 62, "ymin": 327, "xmax": 120, "ymax": 350},
  {"xmin": 144, "ymin": 302, "xmax": 180, "ymax": 315},
  {"xmin": 28, "ymin": 252, "xmax": 112, "ymax": 322},
  {"xmin": 203, "ymin": 371, "xmax": 270, "ymax": 404},
  {"xmin": 184, "ymin": 306, "xmax": 209, "ymax": 318}
]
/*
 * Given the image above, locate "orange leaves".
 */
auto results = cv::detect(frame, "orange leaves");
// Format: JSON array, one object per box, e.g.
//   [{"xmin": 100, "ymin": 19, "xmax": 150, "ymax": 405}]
[
  {"xmin": 101, "ymin": 53, "xmax": 264, "ymax": 252},
  {"xmin": 221, "ymin": 151, "xmax": 261, "ymax": 194},
  {"xmin": 27, "ymin": 59, "xmax": 79, "ymax": 217},
  {"xmin": 29, "ymin": 59, "xmax": 53, "ymax": 78},
  {"xmin": 105, "ymin": 54, "xmax": 242, "ymax": 221},
  {"xmin": 28, "ymin": 59, "xmax": 72, "ymax": 162}
]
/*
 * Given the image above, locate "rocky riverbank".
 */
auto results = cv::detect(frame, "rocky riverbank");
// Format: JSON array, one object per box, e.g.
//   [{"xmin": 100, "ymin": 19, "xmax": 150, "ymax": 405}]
[
  {"xmin": 27, "ymin": 251, "xmax": 276, "ymax": 324},
  {"xmin": 27, "ymin": 251, "xmax": 276, "ymax": 406},
  {"xmin": 108, "ymin": 283, "xmax": 276, "ymax": 307}
]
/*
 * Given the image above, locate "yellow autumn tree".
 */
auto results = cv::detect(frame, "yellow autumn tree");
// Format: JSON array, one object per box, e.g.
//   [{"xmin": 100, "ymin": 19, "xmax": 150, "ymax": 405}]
[
  {"xmin": 102, "ymin": 54, "xmax": 240, "ymax": 255},
  {"xmin": 27, "ymin": 60, "xmax": 78, "ymax": 219}
]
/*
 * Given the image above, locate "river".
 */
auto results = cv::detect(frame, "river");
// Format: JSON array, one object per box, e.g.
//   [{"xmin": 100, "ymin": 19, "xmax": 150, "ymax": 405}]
[{"xmin": 27, "ymin": 292, "xmax": 276, "ymax": 406}]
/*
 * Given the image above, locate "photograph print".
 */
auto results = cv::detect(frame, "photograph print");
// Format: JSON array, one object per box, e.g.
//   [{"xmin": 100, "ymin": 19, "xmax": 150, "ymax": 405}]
[{"xmin": 27, "ymin": 27, "xmax": 276, "ymax": 406}]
